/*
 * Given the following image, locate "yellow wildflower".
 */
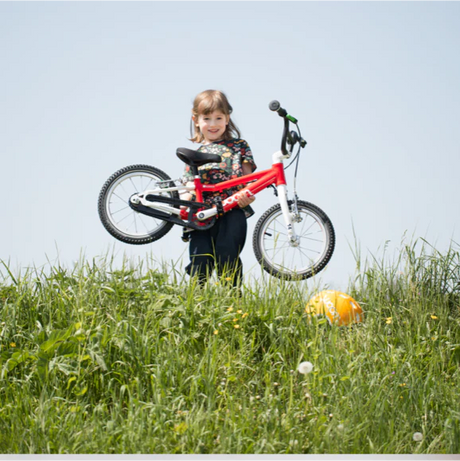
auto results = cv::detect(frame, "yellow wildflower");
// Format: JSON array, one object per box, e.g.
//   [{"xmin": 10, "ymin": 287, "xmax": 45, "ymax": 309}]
[
  {"xmin": 233, "ymin": 318, "xmax": 238, "ymax": 322},
  {"xmin": 430, "ymin": 315, "xmax": 438, "ymax": 320},
  {"xmin": 213, "ymin": 330, "xmax": 218, "ymax": 335},
  {"xmin": 227, "ymin": 307, "xmax": 233, "ymax": 312},
  {"xmin": 386, "ymin": 317, "xmax": 392, "ymax": 324},
  {"xmin": 234, "ymin": 325, "xmax": 240, "ymax": 329},
  {"xmin": 10, "ymin": 342, "xmax": 16, "ymax": 348},
  {"xmin": 242, "ymin": 313, "xmax": 248, "ymax": 318},
  {"xmin": 237, "ymin": 309, "xmax": 243, "ymax": 314}
]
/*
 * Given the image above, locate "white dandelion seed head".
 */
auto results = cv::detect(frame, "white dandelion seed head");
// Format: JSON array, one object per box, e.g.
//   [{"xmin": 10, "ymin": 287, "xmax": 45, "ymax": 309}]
[
  {"xmin": 298, "ymin": 361, "xmax": 314, "ymax": 374},
  {"xmin": 413, "ymin": 432, "xmax": 423, "ymax": 442}
]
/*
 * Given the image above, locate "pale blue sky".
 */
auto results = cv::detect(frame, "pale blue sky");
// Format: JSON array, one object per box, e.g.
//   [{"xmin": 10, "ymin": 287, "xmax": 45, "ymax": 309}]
[{"xmin": 1, "ymin": 1, "xmax": 459, "ymax": 289}]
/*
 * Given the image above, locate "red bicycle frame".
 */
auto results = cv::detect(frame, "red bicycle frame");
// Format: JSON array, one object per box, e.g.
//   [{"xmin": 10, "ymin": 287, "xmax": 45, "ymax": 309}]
[{"xmin": 190, "ymin": 162, "xmax": 287, "ymax": 216}]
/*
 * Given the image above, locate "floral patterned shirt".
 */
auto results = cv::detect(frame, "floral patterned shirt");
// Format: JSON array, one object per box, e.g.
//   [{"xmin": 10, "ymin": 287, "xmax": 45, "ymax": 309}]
[{"xmin": 182, "ymin": 138, "xmax": 257, "ymax": 217}]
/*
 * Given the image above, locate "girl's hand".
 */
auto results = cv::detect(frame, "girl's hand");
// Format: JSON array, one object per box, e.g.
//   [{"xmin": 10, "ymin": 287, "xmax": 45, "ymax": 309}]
[
  {"xmin": 237, "ymin": 190, "xmax": 255, "ymax": 208},
  {"xmin": 180, "ymin": 186, "xmax": 194, "ymax": 210}
]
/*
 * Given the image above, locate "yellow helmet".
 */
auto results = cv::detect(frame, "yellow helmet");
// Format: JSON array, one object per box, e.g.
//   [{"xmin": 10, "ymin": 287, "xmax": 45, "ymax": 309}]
[{"xmin": 306, "ymin": 290, "xmax": 364, "ymax": 326}]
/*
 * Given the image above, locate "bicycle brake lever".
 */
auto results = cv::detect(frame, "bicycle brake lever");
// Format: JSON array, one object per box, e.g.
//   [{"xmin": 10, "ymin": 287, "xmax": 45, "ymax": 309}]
[{"xmin": 287, "ymin": 130, "xmax": 299, "ymax": 145}]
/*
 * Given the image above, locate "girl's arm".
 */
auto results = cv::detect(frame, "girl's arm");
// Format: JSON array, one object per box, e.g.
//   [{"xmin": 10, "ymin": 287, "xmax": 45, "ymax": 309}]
[
  {"xmin": 180, "ymin": 182, "xmax": 195, "ymax": 202},
  {"xmin": 242, "ymin": 163, "xmax": 253, "ymax": 176},
  {"xmin": 237, "ymin": 163, "xmax": 256, "ymax": 208}
]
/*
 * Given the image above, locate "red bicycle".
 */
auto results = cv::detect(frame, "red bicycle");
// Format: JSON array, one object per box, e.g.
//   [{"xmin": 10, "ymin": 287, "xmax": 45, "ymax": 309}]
[{"xmin": 98, "ymin": 101, "xmax": 335, "ymax": 280}]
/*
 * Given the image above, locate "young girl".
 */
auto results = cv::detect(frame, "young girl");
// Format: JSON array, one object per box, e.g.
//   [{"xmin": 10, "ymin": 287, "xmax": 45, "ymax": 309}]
[{"xmin": 181, "ymin": 90, "xmax": 257, "ymax": 287}]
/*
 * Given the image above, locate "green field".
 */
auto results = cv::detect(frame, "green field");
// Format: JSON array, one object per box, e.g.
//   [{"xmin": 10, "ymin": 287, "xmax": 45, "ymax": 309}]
[{"xmin": 1, "ymin": 239, "xmax": 459, "ymax": 454}]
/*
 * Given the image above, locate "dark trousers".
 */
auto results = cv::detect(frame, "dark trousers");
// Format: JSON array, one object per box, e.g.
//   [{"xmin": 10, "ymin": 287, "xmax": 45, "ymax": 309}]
[{"xmin": 185, "ymin": 208, "xmax": 247, "ymax": 287}]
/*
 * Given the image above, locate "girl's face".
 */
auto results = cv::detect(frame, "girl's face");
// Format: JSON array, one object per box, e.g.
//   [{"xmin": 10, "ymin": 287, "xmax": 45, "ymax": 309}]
[{"xmin": 194, "ymin": 110, "xmax": 229, "ymax": 144}]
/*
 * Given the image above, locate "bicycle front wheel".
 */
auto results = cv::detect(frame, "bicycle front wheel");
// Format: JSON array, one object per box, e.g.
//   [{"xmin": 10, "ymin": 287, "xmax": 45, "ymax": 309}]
[
  {"xmin": 98, "ymin": 164, "xmax": 178, "ymax": 245},
  {"xmin": 253, "ymin": 200, "xmax": 335, "ymax": 280}
]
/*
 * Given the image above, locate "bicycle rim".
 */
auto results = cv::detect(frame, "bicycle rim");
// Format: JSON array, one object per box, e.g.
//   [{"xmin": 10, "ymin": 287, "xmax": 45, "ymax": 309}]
[
  {"xmin": 105, "ymin": 170, "xmax": 172, "ymax": 239},
  {"xmin": 257, "ymin": 204, "xmax": 332, "ymax": 278}
]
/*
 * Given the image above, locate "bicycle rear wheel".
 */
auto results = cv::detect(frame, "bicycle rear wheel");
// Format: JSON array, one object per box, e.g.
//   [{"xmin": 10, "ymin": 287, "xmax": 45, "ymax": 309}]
[
  {"xmin": 98, "ymin": 164, "xmax": 178, "ymax": 245},
  {"xmin": 253, "ymin": 200, "xmax": 335, "ymax": 280}
]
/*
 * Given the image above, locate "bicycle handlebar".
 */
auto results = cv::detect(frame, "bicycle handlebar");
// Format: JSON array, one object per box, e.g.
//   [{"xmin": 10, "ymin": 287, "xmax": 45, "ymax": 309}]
[
  {"xmin": 269, "ymin": 100, "xmax": 298, "ymax": 156},
  {"xmin": 269, "ymin": 100, "xmax": 298, "ymax": 123}
]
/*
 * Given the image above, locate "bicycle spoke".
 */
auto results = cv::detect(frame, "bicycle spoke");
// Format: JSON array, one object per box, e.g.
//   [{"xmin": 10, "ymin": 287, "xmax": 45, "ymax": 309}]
[
  {"xmin": 266, "ymin": 227, "xmax": 288, "ymax": 238},
  {"xmin": 129, "ymin": 177, "xmax": 139, "ymax": 192},
  {"xmin": 110, "ymin": 204, "xmax": 130, "ymax": 215},
  {"xmin": 116, "ymin": 210, "xmax": 136, "ymax": 226},
  {"xmin": 133, "ymin": 212, "xmax": 139, "ymax": 234},
  {"xmin": 300, "ymin": 218, "xmax": 316, "ymax": 235},
  {"xmin": 112, "ymin": 190, "xmax": 129, "ymax": 203},
  {"xmin": 119, "ymin": 180, "xmax": 132, "ymax": 197},
  {"xmin": 297, "ymin": 249, "xmax": 319, "ymax": 267},
  {"xmin": 269, "ymin": 242, "xmax": 290, "ymax": 263},
  {"xmin": 299, "ymin": 225, "xmax": 322, "ymax": 236},
  {"xmin": 144, "ymin": 177, "xmax": 155, "ymax": 190},
  {"xmin": 298, "ymin": 244, "xmax": 321, "ymax": 255},
  {"xmin": 301, "ymin": 235, "xmax": 325, "ymax": 244}
]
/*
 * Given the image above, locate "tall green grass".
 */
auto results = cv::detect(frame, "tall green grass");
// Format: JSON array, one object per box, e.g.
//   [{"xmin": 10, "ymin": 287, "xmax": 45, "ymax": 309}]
[{"xmin": 0, "ymin": 239, "xmax": 459, "ymax": 454}]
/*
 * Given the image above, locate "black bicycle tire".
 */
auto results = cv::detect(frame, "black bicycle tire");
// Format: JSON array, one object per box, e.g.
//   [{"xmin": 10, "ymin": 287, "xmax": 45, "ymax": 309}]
[
  {"xmin": 253, "ymin": 200, "xmax": 335, "ymax": 280},
  {"xmin": 98, "ymin": 164, "xmax": 178, "ymax": 245}
]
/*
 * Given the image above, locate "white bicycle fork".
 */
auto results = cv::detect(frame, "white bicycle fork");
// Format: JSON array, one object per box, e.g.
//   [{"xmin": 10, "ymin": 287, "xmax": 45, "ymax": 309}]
[{"xmin": 276, "ymin": 183, "xmax": 298, "ymax": 246}]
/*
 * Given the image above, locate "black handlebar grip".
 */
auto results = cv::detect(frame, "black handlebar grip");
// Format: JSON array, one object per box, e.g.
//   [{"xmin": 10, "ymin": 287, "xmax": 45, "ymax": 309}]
[{"xmin": 269, "ymin": 100, "xmax": 280, "ymax": 111}]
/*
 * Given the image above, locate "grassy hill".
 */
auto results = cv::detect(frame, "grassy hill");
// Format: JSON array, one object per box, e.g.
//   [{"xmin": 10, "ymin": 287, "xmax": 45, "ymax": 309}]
[{"xmin": 0, "ymin": 239, "xmax": 459, "ymax": 454}]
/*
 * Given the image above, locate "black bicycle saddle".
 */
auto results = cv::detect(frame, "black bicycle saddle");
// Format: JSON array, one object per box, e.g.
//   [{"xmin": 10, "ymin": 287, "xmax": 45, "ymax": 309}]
[{"xmin": 176, "ymin": 148, "xmax": 221, "ymax": 167}]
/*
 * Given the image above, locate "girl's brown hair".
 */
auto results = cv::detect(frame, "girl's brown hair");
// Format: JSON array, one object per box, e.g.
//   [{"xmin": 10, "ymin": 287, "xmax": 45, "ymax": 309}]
[{"xmin": 190, "ymin": 89, "xmax": 241, "ymax": 143}]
